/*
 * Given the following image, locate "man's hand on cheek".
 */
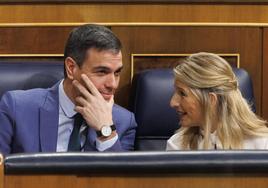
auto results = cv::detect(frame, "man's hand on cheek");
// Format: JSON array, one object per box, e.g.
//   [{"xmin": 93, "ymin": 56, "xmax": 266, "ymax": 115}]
[{"xmin": 72, "ymin": 74, "xmax": 114, "ymax": 131}]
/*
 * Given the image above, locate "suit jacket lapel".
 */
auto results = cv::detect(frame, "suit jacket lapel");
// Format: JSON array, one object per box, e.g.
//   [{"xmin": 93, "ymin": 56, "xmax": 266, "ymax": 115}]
[{"xmin": 39, "ymin": 83, "xmax": 60, "ymax": 152}]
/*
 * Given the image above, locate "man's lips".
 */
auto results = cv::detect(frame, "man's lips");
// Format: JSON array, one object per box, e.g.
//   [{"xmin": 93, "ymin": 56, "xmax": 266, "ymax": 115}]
[
  {"xmin": 100, "ymin": 92, "xmax": 114, "ymax": 100},
  {"xmin": 100, "ymin": 92, "xmax": 114, "ymax": 96}
]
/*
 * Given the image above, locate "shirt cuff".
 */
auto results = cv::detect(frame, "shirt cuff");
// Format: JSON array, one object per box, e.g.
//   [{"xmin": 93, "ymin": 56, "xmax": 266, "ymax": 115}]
[{"xmin": 96, "ymin": 134, "xmax": 118, "ymax": 151}]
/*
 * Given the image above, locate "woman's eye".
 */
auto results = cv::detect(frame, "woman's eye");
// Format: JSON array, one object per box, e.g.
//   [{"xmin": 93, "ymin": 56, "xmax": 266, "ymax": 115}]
[
  {"xmin": 177, "ymin": 90, "xmax": 186, "ymax": 97},
  {"xmin": 180, "ymin": 91, "xmax": 186, "ymax": 97}
]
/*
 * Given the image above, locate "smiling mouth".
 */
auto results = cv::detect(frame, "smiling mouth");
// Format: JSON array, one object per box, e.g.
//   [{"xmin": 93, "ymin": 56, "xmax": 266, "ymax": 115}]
[
  {"xmin": 177, "ymin": 111, "xmax": 187, "ymax": 117},
  {"xmin": 100, "ymin": 93, "xmax": 114, "ymax": 100},
  {"xmin": 101, "ymin": 92, "xmax": 113, "ymax": 96}
]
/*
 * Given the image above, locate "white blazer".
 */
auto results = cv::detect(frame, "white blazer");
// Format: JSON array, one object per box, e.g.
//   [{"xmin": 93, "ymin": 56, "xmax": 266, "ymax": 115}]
[{"xmin": 166, "ymin": 131, "xmax": 268, "ymax": 150}]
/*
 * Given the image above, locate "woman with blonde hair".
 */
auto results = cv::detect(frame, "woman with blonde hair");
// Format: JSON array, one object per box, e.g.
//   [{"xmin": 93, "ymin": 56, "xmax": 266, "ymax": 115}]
[{"xmin": 167, "ymin": 52, "xmax": 268, "ymax": 150}]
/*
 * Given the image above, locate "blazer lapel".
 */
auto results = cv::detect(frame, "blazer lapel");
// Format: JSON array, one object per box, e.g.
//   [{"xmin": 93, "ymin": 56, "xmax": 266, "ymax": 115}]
[{"xmin": 39, "ymin": 83, "xmax": 60, "ymax": 152}]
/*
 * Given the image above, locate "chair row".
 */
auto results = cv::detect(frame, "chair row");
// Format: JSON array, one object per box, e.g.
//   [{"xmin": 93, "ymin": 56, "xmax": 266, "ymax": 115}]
[{"xmin": 0, "ymin": 61, "xmax": 255, "ymax": 151}]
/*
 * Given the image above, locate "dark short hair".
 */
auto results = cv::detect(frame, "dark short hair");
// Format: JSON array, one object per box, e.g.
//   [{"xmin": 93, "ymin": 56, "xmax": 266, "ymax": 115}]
[{"xmin": 63, "ymin": 24, "xmax": 122, "ymax": 77}]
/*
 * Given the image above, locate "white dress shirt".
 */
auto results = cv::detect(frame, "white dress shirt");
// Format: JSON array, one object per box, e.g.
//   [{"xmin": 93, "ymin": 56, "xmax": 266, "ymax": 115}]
[
  {"xmin": 57, "ymin": 80, "xmax": 118, "ymax": 152},
  {"xmin": 166, "ymin": 130, "xmax": 268, "ymax": 150}
]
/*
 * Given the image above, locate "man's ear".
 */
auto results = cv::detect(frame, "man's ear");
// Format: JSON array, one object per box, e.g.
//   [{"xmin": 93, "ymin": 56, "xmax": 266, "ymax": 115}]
[
  {"xmin": 65, "ymin": 57, "xmax": 77, "ymax": 80},
  {"xmin": 209, "ymin": 92, "xmax": 218, "ymax": 107}
]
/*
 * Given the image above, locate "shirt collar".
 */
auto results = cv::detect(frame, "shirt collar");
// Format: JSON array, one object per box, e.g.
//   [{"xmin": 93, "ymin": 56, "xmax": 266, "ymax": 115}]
[{"xmin": 59, "ymin": 80, "xmax": 76, "ymax": 118}]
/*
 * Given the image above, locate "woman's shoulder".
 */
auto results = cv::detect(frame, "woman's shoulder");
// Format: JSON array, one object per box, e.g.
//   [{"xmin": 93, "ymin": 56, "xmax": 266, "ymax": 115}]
[
  {"xmin": 166, "ymin": 133, "xmax": 182, "ymax": 150},
  {"xmin": 243, "ymin": 136, "xmax": 268, "ymax": 149}
]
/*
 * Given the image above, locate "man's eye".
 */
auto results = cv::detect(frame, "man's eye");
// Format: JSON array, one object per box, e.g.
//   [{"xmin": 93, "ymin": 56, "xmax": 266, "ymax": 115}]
[
  {"xmin": 115, "ymin": 71, "xmax": 121, "ymax": 76},
  {"xmin": 96, "ymin": 70, "xmax": 108, "ymax": 75}
]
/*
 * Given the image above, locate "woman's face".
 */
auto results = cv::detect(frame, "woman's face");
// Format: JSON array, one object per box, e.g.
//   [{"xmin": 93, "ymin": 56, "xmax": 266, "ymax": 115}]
[{"xmin": 170, "ymin": 79, "xmax": 203, "ymax": 128}]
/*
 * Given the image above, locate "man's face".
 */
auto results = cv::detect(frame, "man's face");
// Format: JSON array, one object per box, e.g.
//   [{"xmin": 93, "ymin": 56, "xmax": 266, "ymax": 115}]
[{"xmin": 73, "ymin": 48, "xmax": 123, "ymax": 101}]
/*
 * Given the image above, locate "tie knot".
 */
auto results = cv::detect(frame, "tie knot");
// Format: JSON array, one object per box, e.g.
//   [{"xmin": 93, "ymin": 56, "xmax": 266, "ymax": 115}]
[{"xmin": 74, "ymin": 113, "xmax": 83, "ymax": 127}]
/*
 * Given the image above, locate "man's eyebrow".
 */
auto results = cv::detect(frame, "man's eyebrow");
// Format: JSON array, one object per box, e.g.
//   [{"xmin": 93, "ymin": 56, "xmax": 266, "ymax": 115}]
[
  {"xmin": 92, "ymin": 66, "xmax": 111, "ymax": 71},
  {"xmin": 92, "ymin": 65, "xmax": 123, "ymax": 72},
  {"xmin": 115, "ymin": 66, "xmax": 123, "ymax": 72}
]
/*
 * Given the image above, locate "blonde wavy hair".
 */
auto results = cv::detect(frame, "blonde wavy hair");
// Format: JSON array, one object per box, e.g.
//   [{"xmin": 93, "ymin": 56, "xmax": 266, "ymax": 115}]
[{"xmin": 174, "ymin": 52, "xmax": 268, "ymax": 149}]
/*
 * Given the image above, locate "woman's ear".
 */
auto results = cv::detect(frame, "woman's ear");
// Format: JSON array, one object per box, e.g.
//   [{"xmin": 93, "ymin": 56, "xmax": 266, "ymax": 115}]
[
  {"xmin": 209, "ymin": 92, "xmax": 218, "ymax": 107},
  {"xmin": 65, "ymin": 57, "xmax": 77, "ymax": 80}
]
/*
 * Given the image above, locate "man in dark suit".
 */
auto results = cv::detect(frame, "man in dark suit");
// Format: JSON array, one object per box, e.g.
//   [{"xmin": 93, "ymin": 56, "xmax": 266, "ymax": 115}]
[{"xmin": 0, "ymin": 24, "xmax": 137, "ymax": 155}]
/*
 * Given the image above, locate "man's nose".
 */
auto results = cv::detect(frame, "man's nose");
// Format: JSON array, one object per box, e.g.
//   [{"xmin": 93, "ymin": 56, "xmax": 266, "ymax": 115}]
[{"xmin": 106, "ymin": 74, "xmax": 118, "ymax": 89}]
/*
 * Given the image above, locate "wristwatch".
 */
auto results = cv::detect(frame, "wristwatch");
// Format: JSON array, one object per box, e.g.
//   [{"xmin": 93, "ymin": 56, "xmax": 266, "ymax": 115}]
[{"xmin": 96, "ymin": 124, "xmax": 116, "ymax": 137}]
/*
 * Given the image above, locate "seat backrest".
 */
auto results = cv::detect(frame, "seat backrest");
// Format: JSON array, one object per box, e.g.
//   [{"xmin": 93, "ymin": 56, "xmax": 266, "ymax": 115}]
[
  {"xmin": 130, "ymin": 67, "xmax": 256, "ymax": 151},
  {"xmin": 0, "ymin": 61, "xmax": 64, "ymax": 98}
]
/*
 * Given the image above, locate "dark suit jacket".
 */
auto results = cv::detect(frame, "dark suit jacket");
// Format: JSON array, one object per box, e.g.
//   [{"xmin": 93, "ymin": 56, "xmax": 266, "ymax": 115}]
[{"xmin": 0, "ymin": 82, "xmax": 137, "ymax": 156}]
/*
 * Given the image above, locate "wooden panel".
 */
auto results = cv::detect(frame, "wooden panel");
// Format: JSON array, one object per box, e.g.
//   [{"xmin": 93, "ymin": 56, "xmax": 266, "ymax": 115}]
[
  {"xmin": 4, "ymin": 174, "xmax": 268, "ymax": 188},
  {"xmin": 0, "ymin": 27, "xmax": 73, "ymax": 54},
  {"xmin": 263, "ymin": 28, "xmax": 268, "ymax": 120},
  {"xmin": 2, "ymin": 0, "xmax": 268, "ymax": 3},
  {"xmin": 113, "ymin": 26, "xmax": 262, "ymax": 114},
  {"xmin": 131, "ymin": 54, "xmax": 239, "ymax": 78},
  {"xmin": 2, "ymin": 4, "xmax": 268, "ymax": 23}
]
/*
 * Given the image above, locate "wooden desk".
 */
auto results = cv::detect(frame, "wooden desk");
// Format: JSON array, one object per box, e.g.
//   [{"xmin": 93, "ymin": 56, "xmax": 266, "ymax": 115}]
[
  {"xmin": 3, "ymin": 151, "xmax": 268, "ymax": 188},
  {"xmin": 4, "ymin": 174, "xmax": 268, "ymax": 188},
  {"xmin": 0, "ymin": 155, "xmax": 3, "ymax": 188}
]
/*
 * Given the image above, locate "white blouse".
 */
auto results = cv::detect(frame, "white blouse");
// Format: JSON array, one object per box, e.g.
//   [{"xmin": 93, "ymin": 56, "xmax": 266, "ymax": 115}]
[{"xmin": 166, "ymin": 131, "xmax": 268, "ymax": 150}]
